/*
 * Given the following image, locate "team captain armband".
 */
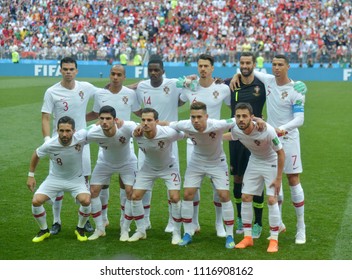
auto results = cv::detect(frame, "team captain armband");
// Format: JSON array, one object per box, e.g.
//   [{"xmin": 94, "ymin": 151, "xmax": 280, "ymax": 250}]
[{"xmin": 293, "ymin": 101, "xmax": 304, "ymax": 113}]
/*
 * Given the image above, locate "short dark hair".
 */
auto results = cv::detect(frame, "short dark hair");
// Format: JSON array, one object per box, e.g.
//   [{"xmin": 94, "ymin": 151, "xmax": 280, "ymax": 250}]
[
  {"xmin": 99, "ymin": 105, "xmax": 116, "ymax": 118},
  {"xmin": 148, "ymin": 54, "xmax": 164, "ymax": 69},
  {"xmin": 273, "ymin": 54, "xmax": 289, "ymax": 64},
  {"xmin": 190, "ymin": 101, "xmax": 207, "ymax": 112},
  {"xmin": 60, "ymin": 57, "xmax": 77, "ymax": 68},
  {"xmin": 110, "ymin": 64, "xmax": 125, "ymax": 74},
  {"xmin": 198, "ymin": 54, "xmax": 214, "ymax": 66},
  {"xmin": 234, "ymin": 102, "xmax": 253, "ymax": 115},
  {"xmin": 141, "ymin": 107, "xmax": 159, "ymax": 120},
  {"xmin": 57, "ymin": 116, "xmax": 75, "ymax": 129},
  {"xmin": 240, "ymin": 52, "xmax": 256, "ymax": 63}
]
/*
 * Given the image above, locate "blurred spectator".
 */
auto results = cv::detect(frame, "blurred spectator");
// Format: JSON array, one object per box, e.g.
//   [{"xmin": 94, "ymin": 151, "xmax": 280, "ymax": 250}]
[
  {"xmin": 133, "ymin": 52, "xmax": 142, "ymax": 66},
  {"xmin": 120, "ymin": 52, "xmax": 128, "ymax": 66},
  {"xmin": 0, "ymin": 0, "xmax": 350, "ymax": 67},
  {"xmin": 256, "ymin": 52, "xmax": 264, "ymax": 69},
  {"xmin": 11, "ymin": 45, "xmax": 20, "ymax": 63}
]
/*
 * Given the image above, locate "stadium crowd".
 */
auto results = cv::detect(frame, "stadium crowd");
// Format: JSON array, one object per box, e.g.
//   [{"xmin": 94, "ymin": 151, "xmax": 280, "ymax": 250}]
[{"xmin": 0, "ymin": 0, "xmax": 351, "ymax": 66}]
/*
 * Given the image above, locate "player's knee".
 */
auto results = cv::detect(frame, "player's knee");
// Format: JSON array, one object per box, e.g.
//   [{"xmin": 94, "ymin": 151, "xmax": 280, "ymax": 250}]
[
  {"xmin": 218, "ymin": 190, "xmax": 230, "ymax": 202},
  {"xmin": 267, "ymin": 195, "xmax": 278, "ymax": 205},
  {"xmin": 32, "ymin": 196, "xmax": 44, "ymax": 207},
  {"xmin": 79, "ymin": 194, "xmax": 91, "ymax": 206},
  {"xmin": 131, "ymin": 190, "xmax": 144, "ymax": 201},
  {"xmin": 183, "ymin": 188, "xmax": 196, "ymax": 201},
  {"xmin": 125, "ymin": 186, "xmax": 133, "ymax": 199},
  {"xmin": 287, "ymin": 174, "xmax": 300, "ymax": 186},
  {"xmin": 169, "ymin": 192, "xmax": 180, "ymax": 203},
  {"xmin": 90, "ymin": 186, "xmax": 101, "ymax": 198},
  {"xmin": 241, "ymin": 193, "xmax": 252, "ymax": 202}
]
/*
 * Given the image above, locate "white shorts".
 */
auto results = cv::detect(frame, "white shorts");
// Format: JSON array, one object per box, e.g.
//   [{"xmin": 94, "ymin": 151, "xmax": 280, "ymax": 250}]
[
  {"xmin": 184, "ymin": 158, "xmax": 229, "ymax": 190},
  {"xmin": 82, "ymin": 144, "xmax": 91, "ymax": 176},
  {"xmin": 133, "ymin": 163, "xmax": 181, "ymax": 191},
  {"xmin": 90, "ymin": 160, "xmax": 137, "ymax": 186},
  {"xmin": 242, "ymin": 158, "xmax": 279, "ymax": 197},
  {"xmin": 35, "ymin": 175, "xmax": 90, "ymax": 203},
  {"xmin": 186, "ymin": 139, "xmax": 194, "ymax": 164},
  {"xmin": 281, "ymin": 136, "xmax": 302, "ymax": 174}
]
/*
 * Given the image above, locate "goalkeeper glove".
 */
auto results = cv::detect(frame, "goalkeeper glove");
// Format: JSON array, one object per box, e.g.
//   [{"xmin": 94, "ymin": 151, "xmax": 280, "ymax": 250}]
[
  {"xmin": 176, "ymin": 76, "xmax": 198, "ymax": 91},
  {"xmin": 293, "ymin": 81, "xmax": 307, "ymax": 95}
]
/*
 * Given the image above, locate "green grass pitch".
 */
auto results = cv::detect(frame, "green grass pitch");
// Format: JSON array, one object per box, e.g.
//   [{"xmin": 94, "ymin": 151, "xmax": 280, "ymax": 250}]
[{"xmin": 0, "ymin": 76, "xmax": 351, "ymax": 260}]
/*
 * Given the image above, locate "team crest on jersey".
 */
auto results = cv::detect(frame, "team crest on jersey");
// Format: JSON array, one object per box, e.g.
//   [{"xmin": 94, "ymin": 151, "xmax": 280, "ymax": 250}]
[
  {"xmin": 79, "ymin": 91, "xmax": 84, "ymax": 100},
  {"xmin": 75, "ymin": 144, "xmax": 82, "ymax": 151},
  {"xmin": 253, "ymin": 86, "xmax": 260, "ymax": 97},
  {"xmin": 164, "ymin": 86, "xmax": 170, "ymax": 95},
  {"xmin": 119, "ymin": 136, "xmax": 126, "ymax": 144},
  {"xmin": 281, "ymin": 91, "xmax": 288, "ymax": 99},
  {"xmin": 209, "ymin": 132, "xmax": 216, "ymax": 139},
  {"xmin": 213, "ymin": 91, "xmax": 219, "ymax": 99},
  {"xmin": 254, "ymin": 140, "xmax": 261, "ymax": 146},
  {"xmin": 158, "ymin": 140, "xmax": 165, "ymax": 148},
  {"xmin": 122, "ymin": 96, "xmax": 128, "ymax": 104}
]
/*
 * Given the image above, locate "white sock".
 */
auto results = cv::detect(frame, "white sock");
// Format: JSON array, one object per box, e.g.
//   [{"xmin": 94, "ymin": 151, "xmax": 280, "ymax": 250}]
[
  {"xmin": 52, "ymin": 191, "xmax": 63, "ymax": 224},
  {"xmin": 181, "ymin": 200, "xmax": 193, "ymax": 235},
  {"xmin": 32, "ymin": 205, "xmax": 47, "ymax": 230},
  {"xmin": 100, "ymin": 187, "xmax": 109, "ymax": 221},
  {"xmin": 78, "ymin": 204, "xmax": 91, "ymax": 228},
  {"xmin": 268, "ymin": 202, "xmax": 280, "ymax": 240},
  {"xmin": 290, "ymin": 183, "xmax": 305, "ymax": 229},
  {"xmin": 142, "ymin": 191, "xmax": 151, "ymax": 223},
  {"xmin": 131, "ymin": 200, "xmax": 145, "ymax": 233},
  {"xmin": 213, "ymin": 190, "xmax": 223, "ymax": 226},
  {"xmin": 192, "ymin": 189, "xmax": 200, "ymax": 226},
  {"xmin": 241, "ymin": 201, "xmax": 253, "ymax": 237},
  {"xmin": 91, "ymin": 197, "xmax": 104, "ymax": 231},
  {"xmin": 221, "ymin": 201, "xmax": 234, "ymax": 236},
  {"xmin": 171, "ymin": 201, "xmax": 182, "ymax": 234}
]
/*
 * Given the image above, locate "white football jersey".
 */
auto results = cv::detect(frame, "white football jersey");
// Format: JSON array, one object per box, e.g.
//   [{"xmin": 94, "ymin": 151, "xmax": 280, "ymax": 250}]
[
  {"xmin": 230, "ymin": 122, "xmax": 282, "ymax": 161},
  {"xmin": 255, "ymin": 71, "xmax": 305, "ymax": 138},
  {"xmin": 180, "ymin": 82, "xmax": 231, "ymax": 119},
  {"xmin": 92, "ymin": 86, "xmax": 140, "ymax": 120},
  {"xmin": 87, "ymin": 121, "xmax": 137, "ymax": 167},
  {"xmin": 170, "ymin": 118, "xmax": 236, "ymax": 164},
  {"xmin": 36, "ymin": 129, "xmax": 88, "ymax": 180},
  {"xmin": 136, "ymin": 78, "xmax": 181, "ymax": 121},
  {"xmin": 134, "ymin": 125, "xmax": 184, "ymax": 169},
  {"xmin": 41, "ymin": 80, "xmax": 99, "ymax": 133}
]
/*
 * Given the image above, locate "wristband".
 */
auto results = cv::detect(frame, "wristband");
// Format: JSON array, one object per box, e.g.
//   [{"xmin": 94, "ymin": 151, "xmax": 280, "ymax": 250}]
[
  {"xmin": 44, "ymin": 136, "xmax": 51, "ymax": 142},
  {"xmin": 28, "ymin": 172, "xmax": 35, "ymax": 177}
]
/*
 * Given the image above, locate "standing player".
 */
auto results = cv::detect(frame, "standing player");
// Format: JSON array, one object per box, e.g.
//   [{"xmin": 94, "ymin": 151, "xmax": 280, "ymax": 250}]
[
  {"xmin": 166, "ymin": 102, "xmax": 236, "ymax": 249},
  {"xmin": 231, "ymin": 54, "xmax": 307, "ymax": 244},
  {"xmin": 178, "ymin": 54, "xmax": 231, "ymax": 237},
  {"xmin": 26, "ymin": 116, "xmax": 91, "ymax": 242},
  {"xmin": 128, "ymin": 108, "xmax": 185, "ymax": 244},
  {"xmin": 86, "ymin": 64, "xmax": 141, "ymax": 229},
  {"xmin": 224, "ymin": 103, "xmax": 285, "ymax": 253},
  {"xmin": 86, "ymin": 106, "xmax": 138, "ymax": 241},
  {"xmin": 135, "ymin": 55, "xmax": 183, "ymax": 232},
  {"xmin": 41, "ymin": 57, "xmax": 97, "ymax": 235},
  {"xmin": 225, "ymin": 52, "xmax": 266, "ymax": 238}
]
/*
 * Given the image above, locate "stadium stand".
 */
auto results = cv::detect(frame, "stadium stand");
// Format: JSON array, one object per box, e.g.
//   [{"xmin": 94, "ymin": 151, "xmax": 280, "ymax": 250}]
[{"xmin": 0, "ymin": 0, "xmax": 351, "ymax": 67}]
